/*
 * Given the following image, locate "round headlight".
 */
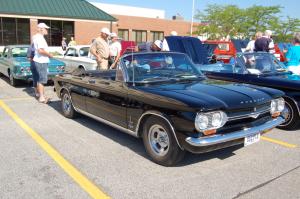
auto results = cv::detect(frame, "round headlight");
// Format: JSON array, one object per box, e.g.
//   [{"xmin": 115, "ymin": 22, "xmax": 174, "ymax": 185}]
[
  {"xmin": 212, "ymin": 112, "xmax": 222, "ymax": 127},
  {"xmin": 195, "ymin": 114, "xmax": 209, "ymax": 131},
  {"xmin": 277, "ymin": 98, "xmax": 285, "ymax": 112},
  {"xmin": 270, "ymin": 100, "xmax": 277, "ymax": 114}
]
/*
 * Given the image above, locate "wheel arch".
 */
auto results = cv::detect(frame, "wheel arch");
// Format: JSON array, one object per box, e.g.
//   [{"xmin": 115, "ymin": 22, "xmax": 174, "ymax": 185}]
[
  {"xmin": 283, "ymin": 96, "xmax": 300, "ymax": 117},
  {"xmin": 136, "ymin": 110, "xmax": 184, "ymax": 150}
]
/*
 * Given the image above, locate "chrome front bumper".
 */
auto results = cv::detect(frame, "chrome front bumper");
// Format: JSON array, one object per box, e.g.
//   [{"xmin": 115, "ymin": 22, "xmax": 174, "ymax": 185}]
[{"xmin": 185, "ymin": 116, "xmax": 285, "ymax": 147}]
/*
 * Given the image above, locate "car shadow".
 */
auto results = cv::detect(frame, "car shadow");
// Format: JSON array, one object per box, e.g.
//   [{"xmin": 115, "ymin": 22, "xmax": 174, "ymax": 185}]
[{"xmin": 47, "ymin": 99, "xmax": 244, "ymax": 167}]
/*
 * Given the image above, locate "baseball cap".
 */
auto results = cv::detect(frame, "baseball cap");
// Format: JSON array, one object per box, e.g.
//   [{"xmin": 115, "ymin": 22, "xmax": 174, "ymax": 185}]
[
  {"xmin": 154, "ymin": 40, "xmax": 163, "ymax": 49},
  {"xmin": 110, "ymin": 32, "xmax": 118, "ymax": 38},
  {"xmin": 37, "ymin": 23, "xmax": 50, "ymax": 29},
  {"xmin": 170, "ymin": 31, "xmax": 178, "ymax": 36},
  {"xmin": 101, "ymin": 27, "xmax": 111, "ymax": 35}
]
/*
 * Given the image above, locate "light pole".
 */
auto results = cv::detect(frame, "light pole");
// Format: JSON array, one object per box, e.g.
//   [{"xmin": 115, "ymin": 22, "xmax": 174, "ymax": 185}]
[{"xmin": 190, "ymin": 0, "xmax": 195, "ymax": 36}]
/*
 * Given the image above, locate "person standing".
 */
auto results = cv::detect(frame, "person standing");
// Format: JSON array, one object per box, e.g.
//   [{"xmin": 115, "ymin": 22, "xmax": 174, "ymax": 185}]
[
  {"xmin": 245, "ymin": 31, "xmax": 262, "ymax": 52},
  {"xmin": 284, "ymin": 32, "xmax": 300, "ymax": 75},
  {"xmin": 109, "ymin": 32, "xmax": 122, "ymax": 69},
  {"xmin": 32, "ymin": 23, "xmax": 53, "ymax": 103},
  {"xmin": 254, "ymin": 30, "xmax": 274, "ymax": 52},
  {"xmin": 27, "ymin": 43, "xmax": 39, "ymax": 98},
  {"xmin": 61, "ymin": 37, "xmax": 67, "ymax": 51},
  {"xmin": 68, "ymin": 37, "xmax": 77, "ymax": 47},
  {"xmin": 90, "ymin": 27, "xmax": 110, "ymax": 70}
]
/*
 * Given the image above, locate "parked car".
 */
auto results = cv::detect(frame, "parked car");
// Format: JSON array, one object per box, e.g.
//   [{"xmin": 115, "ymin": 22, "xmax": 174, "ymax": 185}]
[
  {"xmin": 199, "ymin": 52, "xmax": 300, "ymax": 130},
  {"xmin": 0, "ymin": 45, "xmax": 65, "ymax": 86},
  {"xmin": 55, "ymin": 45, "xmax": 97, "ymax": 73},
  {"xmin": 202, "ymin": 39, "xmax": 249, "ymax": 63},
  {"xmin": 54, "ymin": 52, "xmax": 285, "ymax": 166}
]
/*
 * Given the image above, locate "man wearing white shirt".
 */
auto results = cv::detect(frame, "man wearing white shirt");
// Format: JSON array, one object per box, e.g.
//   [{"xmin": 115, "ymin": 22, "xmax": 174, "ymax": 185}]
[
  {"xmin": 109, "ymin": 32, "xmax": 122, "ymax": 69},
  {"xmin": 32, "ymin": 23, "xmax": 53, "ymax": 103}
]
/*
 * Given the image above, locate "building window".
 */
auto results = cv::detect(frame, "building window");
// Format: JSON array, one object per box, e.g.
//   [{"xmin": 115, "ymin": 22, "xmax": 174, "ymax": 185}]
[
  {"xmin": 0, "ymin": 17, "xmax": 30, "ymax": 45},
  {"xmin": 150, "ymin": 31, "xmax": 164, "ymax": 42},
  {"xmin": 118, "ymin": 29, "xmax": 129, "ymax": 41},
  {"xmin": 132, "ymin": 30, "xmax": 147, "ymax": 44},
  {"xmin": 38, "ymin": 20, "xmax": 74, "ymax": 46}
]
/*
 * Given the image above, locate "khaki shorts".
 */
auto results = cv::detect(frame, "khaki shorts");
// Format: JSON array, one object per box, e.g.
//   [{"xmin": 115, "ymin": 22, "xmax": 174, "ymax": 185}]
[{"xmin": 97, "ymin": 59, "xmax": 109, "ymax": 70}]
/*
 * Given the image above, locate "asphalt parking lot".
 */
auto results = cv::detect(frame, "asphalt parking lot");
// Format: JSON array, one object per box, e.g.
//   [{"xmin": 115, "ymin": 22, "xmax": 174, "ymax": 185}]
[{"xmin": 0, "ymin": 76, "xmax": 299, "ymax": 199}]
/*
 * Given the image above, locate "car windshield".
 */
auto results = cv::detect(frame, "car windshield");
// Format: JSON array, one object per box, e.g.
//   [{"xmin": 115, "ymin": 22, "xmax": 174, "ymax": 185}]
[
  {"xmin": 122, "ymin": 53, "xmax": 204, "ymax": 82},
  {"xmin": 79, "ymin": 47, "xmax": 89, "ymax": 57},
  {"xmin": 12, "ymin": 47, "xmax": 28, "ymax": 57},
  {"xmin": 237, "ymin": 53, "xmax": 286, "ymax": 74}
]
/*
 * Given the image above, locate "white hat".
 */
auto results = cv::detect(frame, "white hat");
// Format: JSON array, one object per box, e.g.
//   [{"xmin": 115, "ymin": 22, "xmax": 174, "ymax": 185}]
[
  {"xmin": 37, "ymin": 23, "xmax": 50, "ymax": 29},
  {"xmin": 101, "ymin": 27, "xmax": 111, "ymax": 35},
  {"xmin": 170, "ymin": 31, "xmax": 178, "ymax": 36},
  {"xmin": 154, "ymin": 40, "xmax": 163, "ymax": 49},
  {"xmin": 110, "ymin": 32, "xmax": 118, "ymax": 38}
]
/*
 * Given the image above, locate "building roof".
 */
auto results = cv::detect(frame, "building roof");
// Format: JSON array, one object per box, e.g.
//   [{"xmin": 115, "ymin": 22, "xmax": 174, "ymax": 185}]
[
  {"xmin": 89, "ymin": 2, "xmax": 165, "ymax": 19},
  {"xmin": 0, "ymin": 0, "xmax": 117, "ymax": 21}
]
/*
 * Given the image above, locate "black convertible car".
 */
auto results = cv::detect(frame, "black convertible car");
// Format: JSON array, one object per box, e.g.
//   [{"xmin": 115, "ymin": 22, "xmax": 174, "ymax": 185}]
[
  {"xmin": 200, "ymin": 52, "xmax": 300, "ymax": 130},
  {"xmin": 54, "ymin": 52, "xmax": 285, "ymax": 166}
]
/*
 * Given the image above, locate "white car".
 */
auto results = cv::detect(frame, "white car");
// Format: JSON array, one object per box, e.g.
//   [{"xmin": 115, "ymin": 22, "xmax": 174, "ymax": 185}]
[{"xmin": 56, "ymin": 45, "xmax": 97, "ymax": 72}]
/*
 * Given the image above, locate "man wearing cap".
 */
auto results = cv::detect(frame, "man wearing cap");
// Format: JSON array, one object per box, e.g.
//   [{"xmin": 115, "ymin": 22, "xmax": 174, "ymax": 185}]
[
  {"xmin": 109, "ymin": 32, "xmax": 122, "ymax": 69},
  {"xmin": 90, "ymin": 27, "xmax": 110, "ymax": 70},
  {"xmin": 141, "ymin": 40, "xmax": 162, "ymax": 52},
  {"xmin": 32, "ymin": 23, "xmax": 53, "ymax": 103}
]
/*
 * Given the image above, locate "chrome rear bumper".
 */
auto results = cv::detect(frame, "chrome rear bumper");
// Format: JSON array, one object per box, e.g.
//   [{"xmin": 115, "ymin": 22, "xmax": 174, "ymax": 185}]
[{"xmin": 185, "ymin": 116, "xmax": 285, "ymax": 147}]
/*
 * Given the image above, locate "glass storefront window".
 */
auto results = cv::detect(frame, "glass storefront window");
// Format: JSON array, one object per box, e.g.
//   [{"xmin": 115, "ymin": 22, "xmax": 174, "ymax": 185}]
[
  {"xmin": 38, "ymin": 20, "xmax": 74, "ymax": 46},
  {"xmin": 17, "ymin": 18, "xmax": 30, "ymax": 44},
  {"xmin": 150, "ymin": 31, "xmax": 164, "ymax": 42},
  {"xmin": 118, "ymin": 29, "xmax": 129, "ymax": 41},
  {"xmin": 2, "ymin": 18, "xmax": 16, "ymax": 45},
  {"xmin": 132, "ymin": 30, "xmax": 147, "ymax": 44}
]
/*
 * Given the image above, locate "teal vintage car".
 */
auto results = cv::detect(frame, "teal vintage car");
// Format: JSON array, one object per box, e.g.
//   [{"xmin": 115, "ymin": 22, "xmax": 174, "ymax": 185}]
[{"xmin": 0, "ymin": 45, "xmax": 65, "ymax": 86}]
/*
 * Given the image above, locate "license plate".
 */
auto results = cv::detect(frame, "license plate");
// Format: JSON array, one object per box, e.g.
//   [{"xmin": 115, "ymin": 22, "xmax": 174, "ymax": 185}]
[{"xmin": 244, "ymin": 133, "xmax": 260, "ymax": 146}]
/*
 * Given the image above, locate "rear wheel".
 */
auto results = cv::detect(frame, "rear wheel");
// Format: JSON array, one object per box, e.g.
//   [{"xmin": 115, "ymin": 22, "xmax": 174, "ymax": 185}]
[
  {"xmin": 278, "ymin": 99, "xmax": 300, "ymax": 130},
  {"xmin": 61, "ymin": 90, "xmax": 77, "ymax": 118},
  {"xmin": 142, "ymin": 116, "xmax": 185, "ymax": 166}
]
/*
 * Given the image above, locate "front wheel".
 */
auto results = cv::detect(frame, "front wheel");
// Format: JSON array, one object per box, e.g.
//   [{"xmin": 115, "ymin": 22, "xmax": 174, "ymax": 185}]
[
  {"xmin": 278, "ymin": 100, "xmax": 300, "ymax": 130},
  {"xmin": 9, "ymin": 73, "xmax": 18, "ymax": 87},
  {"xmin": 142, "ymin": 116, "xmax": 185, "ymax": 166},
  {"xmin": 61, "ymin": 90, "xmax": 77, "ymax": 119}
]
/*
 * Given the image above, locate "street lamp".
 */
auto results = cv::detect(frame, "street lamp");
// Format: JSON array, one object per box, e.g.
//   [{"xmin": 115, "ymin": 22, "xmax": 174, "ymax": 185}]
[{"xmin": 190, "ymin": 0, "xmax": 195, "ymax": 36}]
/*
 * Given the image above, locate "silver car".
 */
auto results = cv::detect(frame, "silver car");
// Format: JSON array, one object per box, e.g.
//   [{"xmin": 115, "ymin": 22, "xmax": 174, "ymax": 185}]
[{"xmin": 56, "ymin": 45, "xmax": 97, "ymax": 73}]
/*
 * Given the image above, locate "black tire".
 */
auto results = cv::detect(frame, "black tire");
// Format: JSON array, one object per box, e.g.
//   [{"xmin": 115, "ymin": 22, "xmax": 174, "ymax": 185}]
[
  {"xmin": 278, "ymin": 99, "xmax": 300, "ymax": 130},
  {"xmin": 142, "ymin": 116, "xmax": 185, "ymax": 166},
  {"xmin": 9, "ymin": 72, "xmax": 18, "ymax": 87},
  {"xmin": 78, "ymin": 66, "xmax": 86, "ymax": 73},
  {"xmin": 61, "ymin": 90, "xmax": 77, "ymax": 119}
]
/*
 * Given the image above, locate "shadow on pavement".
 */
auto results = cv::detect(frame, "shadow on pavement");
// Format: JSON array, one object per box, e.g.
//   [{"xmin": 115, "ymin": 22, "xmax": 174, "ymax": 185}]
[{"xmin": 47, "ymin": 99, "xmax": 243, "ymax": 167}]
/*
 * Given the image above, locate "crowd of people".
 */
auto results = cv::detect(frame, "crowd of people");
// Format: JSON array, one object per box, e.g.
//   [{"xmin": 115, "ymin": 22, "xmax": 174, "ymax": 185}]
[
  {"xmin": 245, "ymin": 30, "xmax": 300, "ymax": 74},
  {"xmin": 27, "ymin": 22, "xmax": 300, "ymax": 104}
]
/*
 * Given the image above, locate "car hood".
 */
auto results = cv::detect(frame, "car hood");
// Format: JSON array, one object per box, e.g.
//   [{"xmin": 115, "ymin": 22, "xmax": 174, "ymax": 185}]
[
  {"xmin": 14, "ymin": 57, "xmax": 65, "ymax": 67},
  {"xmin": 138, "ymin": 80, "xmax": 283, "ymax": 111}
]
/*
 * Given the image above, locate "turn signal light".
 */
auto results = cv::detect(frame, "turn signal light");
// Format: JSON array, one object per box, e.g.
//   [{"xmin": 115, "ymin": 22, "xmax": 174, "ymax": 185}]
[
  {"xmin": 203, "ymin": 129, "xmax": 216, "ymax": 136},
  {"xmin": 272, "ymin": 112, "xmax": 280, "ymax": 118}
]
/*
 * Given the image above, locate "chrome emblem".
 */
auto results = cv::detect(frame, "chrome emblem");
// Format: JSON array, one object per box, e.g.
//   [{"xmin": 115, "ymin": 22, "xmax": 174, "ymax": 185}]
[
  {"xmin": 254, "ymin": 107, "xmax": 257, "ymax": 112},
  {"xmin": 251, "ymin": 114, "xmax": 260, "ymax": 119}
]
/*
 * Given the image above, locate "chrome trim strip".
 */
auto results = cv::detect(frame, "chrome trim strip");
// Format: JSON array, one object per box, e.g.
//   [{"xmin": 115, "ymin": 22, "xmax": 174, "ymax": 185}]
[
  {"xmin": 74, "ymin": 107, "xmax": 139, "ymax": 138},
  {"xmin": 185, "ymin": 116, "xmax": 285, "ymax": 147},
  {"xmin": 227, "ymin": 108, "xmax": 271, "ymax": 121},
  {"xmin": 135, "ymin": 111, "xmax": 184, "ymax": 150}
]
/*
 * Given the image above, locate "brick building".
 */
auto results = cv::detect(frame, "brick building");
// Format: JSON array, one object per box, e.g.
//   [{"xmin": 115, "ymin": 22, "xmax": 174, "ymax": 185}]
[{"xmin": 0, "ymin": 0, "xmax": 197, "ymax": 46}]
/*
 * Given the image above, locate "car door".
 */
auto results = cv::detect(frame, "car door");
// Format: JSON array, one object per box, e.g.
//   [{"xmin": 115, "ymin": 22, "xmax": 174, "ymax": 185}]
[
  {"xmin": 0, "ymin": 48, "xmax": 11, "ymax": 77},
  {"xmin": 85, "ymin": 68, "xmax": 128, "ymax": 128},
  {"xmin": 63, "ymin": 48, "xmax": 77, "ymax": 72}
]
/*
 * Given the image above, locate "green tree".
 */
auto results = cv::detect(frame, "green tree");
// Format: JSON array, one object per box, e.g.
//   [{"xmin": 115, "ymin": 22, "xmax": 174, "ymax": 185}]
[
  {"xmin": 271, "ymin": 17, "xmax": 300, "ymax": 42},
  {"xmin": 195, "ymin": 4, "xmax": 284, "ymax": 40}
]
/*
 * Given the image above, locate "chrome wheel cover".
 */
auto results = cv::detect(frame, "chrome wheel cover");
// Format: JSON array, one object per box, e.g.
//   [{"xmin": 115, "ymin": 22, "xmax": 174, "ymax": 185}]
[
  {"xmin": 148, "ymin": 124, "xmax": 170, "ymax": 157},
  {"xmin": 280, "ymin": 102, "xmax": 293, "ymax": 126},
  {"xmin": 62, "ymin": 93, "xmax": 72, "ymax": 114}
]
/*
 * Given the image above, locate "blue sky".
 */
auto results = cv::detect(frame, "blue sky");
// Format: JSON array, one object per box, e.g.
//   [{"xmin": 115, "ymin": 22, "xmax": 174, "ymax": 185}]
[{"xmin": 91, "ymin": 0, "xmax": 299, "ymax": 21}]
